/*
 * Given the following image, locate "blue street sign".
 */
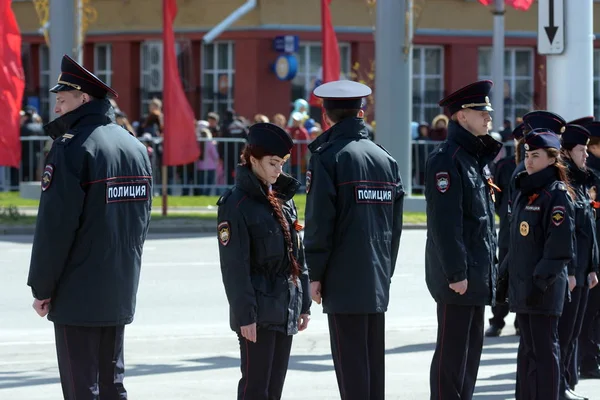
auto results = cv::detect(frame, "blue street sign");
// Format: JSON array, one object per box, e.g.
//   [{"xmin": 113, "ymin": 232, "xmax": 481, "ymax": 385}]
[{"xmin": 273, "ymin": 35, "xmax": 299, "ymax": 53}]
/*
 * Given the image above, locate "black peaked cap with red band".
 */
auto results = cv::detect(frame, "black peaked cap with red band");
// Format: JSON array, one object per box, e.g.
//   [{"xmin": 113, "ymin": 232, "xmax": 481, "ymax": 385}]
[{"xmin": 50, "ymin": 54, "xmax": 118, "ymax": 99}]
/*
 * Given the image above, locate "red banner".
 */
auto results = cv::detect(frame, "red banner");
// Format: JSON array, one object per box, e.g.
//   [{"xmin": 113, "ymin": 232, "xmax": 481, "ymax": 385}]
[
  {"xmin": 0, "ymin": 0, "xmax": 25, "ymax": 168},
  {"xmin": 320, "ymin": 0, "xmax": 341, "ymax": 130},
  {"xmin": 162, "ymin": 0, "xmax": 200, "ymax": 166}
]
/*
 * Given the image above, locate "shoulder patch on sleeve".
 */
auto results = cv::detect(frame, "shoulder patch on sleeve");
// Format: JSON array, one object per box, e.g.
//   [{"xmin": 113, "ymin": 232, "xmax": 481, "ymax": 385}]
[
  {"xmin": 306, "ymin": 170, "xmax": 312, "ymax": 194},
  {"xmin": 41, "ymin": 164, "xmax": 54, "ymax": 192},
  {"xmin": 551, "ymin": 205, "xmax": 566, "ymax": 226},
  {"xmin": 435, "ymin": 171, "xmax": 450, "ymax": 193},
  {"xmin": 218, "ymin": 221, "xmax": 231, "ymax": 246}
]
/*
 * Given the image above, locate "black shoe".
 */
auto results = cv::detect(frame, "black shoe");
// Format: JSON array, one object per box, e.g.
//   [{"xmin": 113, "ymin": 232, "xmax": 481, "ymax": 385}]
[
  {"xmin": 567, "ymin": 389, "xmax": 588, "ymax": 400},
  {"xmin": 559, "ymin": 390, "xmax": 585, "ymax": 400},
  {"xmin": 485, "ymin": 325, "xmax": 503, "ymax": 337},
  {"xmin": 580, "ymin": 367, "xmax": 600, "ymax": 379}
]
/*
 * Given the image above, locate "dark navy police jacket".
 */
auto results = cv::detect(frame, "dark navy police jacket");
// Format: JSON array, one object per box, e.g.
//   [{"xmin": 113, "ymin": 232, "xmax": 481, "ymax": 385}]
[
  {"xmin": 217, "ymin": 166, "xmax": 311, "ymax": 335},
  {"xmin": 501, "ymin": 166, "xmax": 574, "ymax": 316},
  {"xmin": 303, "ymin": 117, "xmax": 405, "ymax": 314},
  {"xmin": 27, "ymin": 99, "xmax": 153, "ymax": 326},
  {"xmin": 425, "ymin": 121, "xmax": 502, "ymax": 306}
]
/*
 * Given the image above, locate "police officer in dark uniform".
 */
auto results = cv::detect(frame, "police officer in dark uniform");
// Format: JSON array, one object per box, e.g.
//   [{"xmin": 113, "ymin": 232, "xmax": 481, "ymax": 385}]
[
  {"xmin": 27, "ymin": 55, "xmax": 153, "ymax": 400},
  {"xmin": 497, "ymin": 129, "xmax": 574, "ymax": 400},
  {"xmin": 425, "ymin": 80, "xmax": 502, "ymax": 399},
  {"xmin": 557, "ymin": 124, "xmax": 599, "ymax": 400},
  {"xmin": 217, "ymin": 122, "xmax": 311, "ymax": 400},
  {"xmin": 579, "ymin": 121, "xmax": 600, "ymax": 380},
  {"xmin": 485, "ymin": 123, "xmax": 525, "ymax": 337},
  {"xmin": 303, "ymin": 80, "xmax": 405, "ymax": 400}
]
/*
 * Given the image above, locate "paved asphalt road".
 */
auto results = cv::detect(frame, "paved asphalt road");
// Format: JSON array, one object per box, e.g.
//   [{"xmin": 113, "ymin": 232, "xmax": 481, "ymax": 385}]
[{"xmin": 0, "ymin": 232, "xmax": 598, "ymax": 399}]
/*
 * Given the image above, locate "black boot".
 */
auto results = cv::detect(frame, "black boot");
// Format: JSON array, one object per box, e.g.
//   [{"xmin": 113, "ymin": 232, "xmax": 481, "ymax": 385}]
[{"xmin": 485, "ymin": 324, "xmax": 503, "ymax": 337}]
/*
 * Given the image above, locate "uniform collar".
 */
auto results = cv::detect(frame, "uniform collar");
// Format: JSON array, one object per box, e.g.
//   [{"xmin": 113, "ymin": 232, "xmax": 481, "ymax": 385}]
[
  {"xmin": 235, "ymin": 165, "xmax": 300, "ymax": 202},
  {"xmin": 43, "ymin": 98, "xmax": 114, "ymax": 139},
  {"xmin": 447, "ymin": 120, "xmax": 502, "ymax": 163},
  {"xmin": 516, "ymin": 165, "xmax": 559, "ymax": 194},
  {"xmin": 308, "ymin": 117, "xmax": 369, "ymax": 152},
  {"xmin": 566, "ymin": 158, "xmax": 588, "ymax": 185},
  {"xmin": 587, "ymin": 154, "xmax": 600, "ymax": 173}
]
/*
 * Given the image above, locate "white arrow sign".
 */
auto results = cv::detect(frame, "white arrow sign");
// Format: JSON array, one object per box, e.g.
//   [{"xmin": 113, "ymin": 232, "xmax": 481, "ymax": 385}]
[{"xmin": 538, "ymin": 0, "xmax": 564, "ymax": 55}]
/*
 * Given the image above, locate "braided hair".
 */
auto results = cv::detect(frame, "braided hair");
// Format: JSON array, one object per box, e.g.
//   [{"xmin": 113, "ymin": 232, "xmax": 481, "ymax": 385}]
[{"xmin": 240, "ymin": 145, "xmax": 301, "ymax": 284}]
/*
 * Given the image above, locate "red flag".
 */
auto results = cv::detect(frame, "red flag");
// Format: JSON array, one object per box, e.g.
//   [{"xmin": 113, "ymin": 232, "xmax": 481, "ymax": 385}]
[
  {"xmin": 0, "ymin": 0, "xmax": 25, "ymax": 168},
  {"xmin": 320, "ymin": 0, "xmax": 340, "ymax": 130},
  {"xmin": 162, "ymin": 0, "xmax": 200, "ymax": 166},
  {"xmin": 478, "ymin": 0, "xmax": 534, "ymax": 11}
]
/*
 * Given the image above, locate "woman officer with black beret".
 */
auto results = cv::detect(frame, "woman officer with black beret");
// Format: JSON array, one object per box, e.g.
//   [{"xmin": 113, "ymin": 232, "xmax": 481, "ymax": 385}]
[{"xmin": 216, "ymin": 122, "xmax": 311, "ymax": 400}]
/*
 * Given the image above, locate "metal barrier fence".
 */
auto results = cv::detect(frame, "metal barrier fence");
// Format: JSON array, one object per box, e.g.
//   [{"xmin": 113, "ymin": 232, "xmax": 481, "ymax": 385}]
[{"xmin": 0, "ymin": 136, "xmax": 516, "ymax": 195}]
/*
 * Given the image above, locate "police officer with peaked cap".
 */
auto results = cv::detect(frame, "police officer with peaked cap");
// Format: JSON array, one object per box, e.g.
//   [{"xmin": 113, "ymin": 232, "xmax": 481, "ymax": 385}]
[
  {"xmin": 485, "ymin": 122, "xmax": 527, "ymax": 338},
  {"xmin": 303, "ymin": 80, "xmax": 405, "ymax": 400},
  {"xmin": 497, "ymin": 129, "xmax": 575, "ymax": 400},
  {"xmin": 425, "ymin": 80, "xmax": 502, "ymax": 400},
  {"xmin": 579, "ymin": 121, "xmax": 600, "ymax": 380},
  {"xmin": 557, "ymin": 124, "xmax": 598, "ymax": 400},
  {"xmin": 27, "ymin": 54, "xmax": 152, "ymax": 400}
]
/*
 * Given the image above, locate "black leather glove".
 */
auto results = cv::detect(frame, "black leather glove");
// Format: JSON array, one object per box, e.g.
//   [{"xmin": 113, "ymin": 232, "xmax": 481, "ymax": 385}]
[
  {"xmin": 526, "ymin": 284, "xmax": 544, "ymax": 307},
  {"xmin": 496, "ymin": 276, "xmax": 509, "ymax": 305}
]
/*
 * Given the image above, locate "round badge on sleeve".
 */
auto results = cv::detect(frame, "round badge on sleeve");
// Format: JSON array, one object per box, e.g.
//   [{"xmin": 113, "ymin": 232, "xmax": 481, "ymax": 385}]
[{"xmin": 41, "ymin": 164, "xmax": 54, "ymax": 192}]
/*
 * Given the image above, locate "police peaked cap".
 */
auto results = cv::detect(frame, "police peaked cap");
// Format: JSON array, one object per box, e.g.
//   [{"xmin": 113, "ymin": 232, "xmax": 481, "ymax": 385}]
[
  {"xmin": 523, "ymin": 130, "xmax": 561, "ymax": 151},
  {"xmin": 567, "ymin": 116, "xmax": 595, "ymax": 127},
  {"xmin": 512, "ymin": 122, "xmax": 526, "ymax": 140},
  {"xmin": 50, "ymin": 54, "xmax": 118, "ymax": 99},
  {"xmin": 522, "ymin": 111, "xmax": 565, "ymax": 135},
  {"xmin": 438, "ymin": 80, "xmax": 494, "ymax": 116},
  {"xmin": 583, "ymin": 122, "xmax": 600, "ymax": 138},
  {"xmin": 248, "ymin": 123, "xmax": 294, "ymax": 159},
  {"xmin": 562, "ymin": 124, "xmax": 591, "ymax": 147},
  {"xmin": 313, "ymin": 80, "xmax": 372, "ymax": 110}
]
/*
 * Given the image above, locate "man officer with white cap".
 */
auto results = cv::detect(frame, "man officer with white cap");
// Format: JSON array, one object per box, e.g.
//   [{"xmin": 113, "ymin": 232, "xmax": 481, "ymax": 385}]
[{"xmin": 303, "ymin": 80, "xmax": 405, "ymax": 400}]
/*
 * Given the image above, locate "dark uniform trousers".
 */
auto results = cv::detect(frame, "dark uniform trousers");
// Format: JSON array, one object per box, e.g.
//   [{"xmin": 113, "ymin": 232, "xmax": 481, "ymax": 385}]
[
  {"xmin": 327, "ymin": 313, "xmax": 385, "ymax": 400},
  {"xmin": 579, "ymin": 286, "xmax": 600, "ymax": 372},
  {"xmin": 54, "ymin": 324, "xmax": 127, "ymax": 400},
  {"xmin": 515, "ymin": 314, "xmax": 560, "ymax": 400},
  {"xmin": 558, "ymin": 285, "xmax": 589, "ymax": 390},
  {"xmin": 489, "ymin": 248, "xmax": 518, "ymax": 331},
  {"xmin": 237, "ymin": 330, "xmax": 293, "ymax": 400},
  {"xmin": 430, "ymin": 303, "xmax": 484, "ymax": 400}
]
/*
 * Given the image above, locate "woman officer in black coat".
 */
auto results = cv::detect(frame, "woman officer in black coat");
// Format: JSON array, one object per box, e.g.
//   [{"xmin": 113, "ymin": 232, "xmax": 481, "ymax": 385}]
[
  {"xmin": 217, "ymin": 122, "xmax": 311, "ymax": 400},
  {"xmin": 557, "ymin": 124, "xmax": 599, "ymax": 400},
  {"xmin": 498, "ymin": 129, "xmax": 575, "ymax": 400}
]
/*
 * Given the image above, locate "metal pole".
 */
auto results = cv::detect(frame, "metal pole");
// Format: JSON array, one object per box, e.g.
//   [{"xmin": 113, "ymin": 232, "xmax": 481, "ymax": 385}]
[
  {"xmin": 75, "ymin": 0, "xmax": 83, "ymax": 64},
  {"xmin": 375, "ymin": 0, "xmax": 412, "ymax": 195},
  {"xmin": 546, "ymin": 0, "xmax": 593, "ymax": 119},
  {"xmin": 49, "ymin": 0, "xmax": 76, "ymax": 121},
  {"xmin": 491, "ymin": 0, "xmax": 505, "ymax": 131}
]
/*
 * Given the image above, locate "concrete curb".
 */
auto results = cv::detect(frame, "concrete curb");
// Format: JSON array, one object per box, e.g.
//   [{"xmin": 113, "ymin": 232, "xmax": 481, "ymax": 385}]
[{"xmin": 0, "ymin": 221, "xmax": 427, "ymax": 235}]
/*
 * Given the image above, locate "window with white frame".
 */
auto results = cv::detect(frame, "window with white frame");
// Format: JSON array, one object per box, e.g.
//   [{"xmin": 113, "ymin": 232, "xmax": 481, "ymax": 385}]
[
  {"xmin": 94, "ymin": 44, "xmax": 112, "ymax": 87},
  {"xmin": 201, "ymin": 42, "xmax": 235, "ymax": 119},
  {"xmin": 412, "ymin": 46, "xmax": 444, "ymax": 125},
  {"xmin": 140, "ymin": 40, "xmax": 193, "ymax": 116},
  {"xmin": 140, "ymin": 41, "xmax": 164, "ymax": 116},
  {"xmin": 291, "ymin": 43, "xmax": 351, "ymax": 103},
  {"xmin": 39, "ymin": 44, "xmax": 50, "ymax": 122},
  {"xmin": 478, "ymin": 47, "xmax": 534, "ymax": 126}
]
